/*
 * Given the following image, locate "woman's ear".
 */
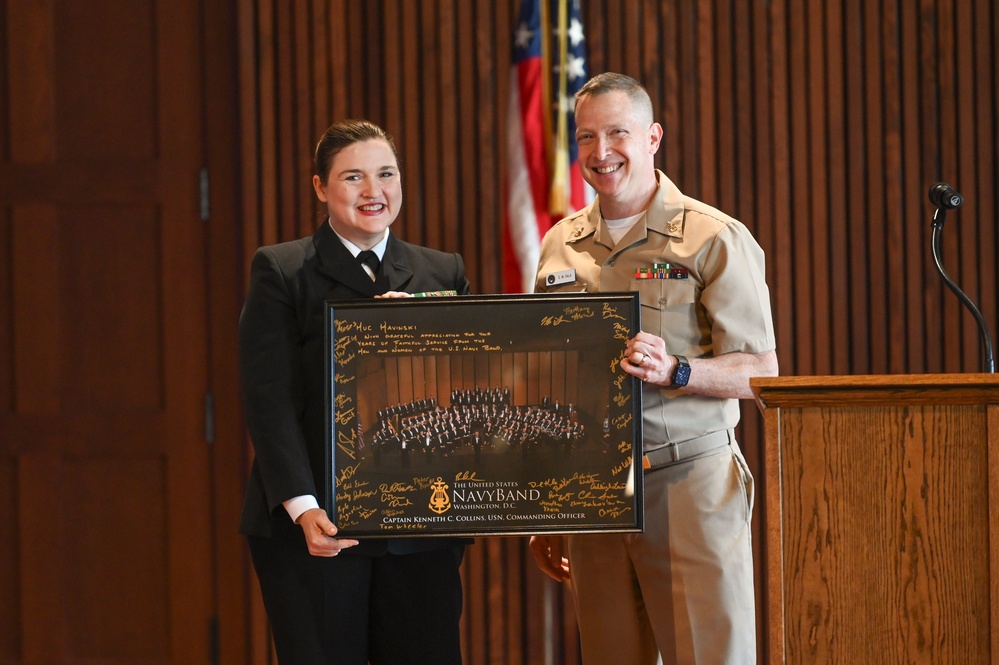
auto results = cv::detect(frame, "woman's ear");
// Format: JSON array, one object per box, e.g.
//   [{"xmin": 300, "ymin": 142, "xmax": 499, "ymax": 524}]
[{"xmin": 312, "ymin": 174, "xmax": 328, "ymax": 202}]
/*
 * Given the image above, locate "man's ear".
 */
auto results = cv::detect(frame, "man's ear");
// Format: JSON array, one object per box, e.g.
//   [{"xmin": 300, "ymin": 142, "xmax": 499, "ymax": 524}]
[{"xmin": 648, "ymin": 122, "xmax": 664, "ymax": 154}]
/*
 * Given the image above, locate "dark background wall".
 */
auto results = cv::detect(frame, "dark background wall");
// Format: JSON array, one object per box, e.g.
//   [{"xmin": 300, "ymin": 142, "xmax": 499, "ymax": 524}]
[
  {"xmin": 2, "ymin": 1, "xmax": 996, "ymax": 664},
  {"xmin": 241, "ymin": 0, "xmax": 998, "ymax": 377}
]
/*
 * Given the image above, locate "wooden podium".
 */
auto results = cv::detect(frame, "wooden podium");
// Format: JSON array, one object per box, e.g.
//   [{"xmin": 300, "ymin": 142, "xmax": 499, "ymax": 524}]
[{"xmin": 751, "ymin": 374, "xmax": 999, "ymax": 664}]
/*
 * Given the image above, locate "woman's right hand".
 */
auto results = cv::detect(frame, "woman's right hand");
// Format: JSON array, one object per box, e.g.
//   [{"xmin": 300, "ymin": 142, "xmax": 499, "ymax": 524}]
[{"xmin": 296, "ymin": 508, "xmax": 359, "ymax": 557}]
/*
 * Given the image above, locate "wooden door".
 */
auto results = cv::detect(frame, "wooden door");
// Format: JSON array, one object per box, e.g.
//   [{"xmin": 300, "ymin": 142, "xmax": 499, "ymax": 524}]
[{"xmin": 0, "ymin": 1, "xmax": 215, "ymax": 662}]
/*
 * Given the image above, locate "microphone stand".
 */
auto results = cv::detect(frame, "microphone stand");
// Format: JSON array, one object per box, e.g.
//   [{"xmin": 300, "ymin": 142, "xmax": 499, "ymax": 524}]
[{"xmin": 930, "ymin": 207, "xmax": 995, "ymax": 373}]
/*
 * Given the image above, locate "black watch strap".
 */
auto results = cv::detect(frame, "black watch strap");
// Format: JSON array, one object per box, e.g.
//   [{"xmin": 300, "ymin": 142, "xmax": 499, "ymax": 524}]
[{"xmin": 666, "ymin": 354, "xmax": 690, "ymax": 389}]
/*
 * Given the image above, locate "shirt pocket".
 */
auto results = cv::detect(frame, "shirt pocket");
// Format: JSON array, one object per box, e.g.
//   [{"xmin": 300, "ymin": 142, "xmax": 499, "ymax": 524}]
[{"xmin": 630, "ymin": 279, "xmax": 699, "ymax": 351}]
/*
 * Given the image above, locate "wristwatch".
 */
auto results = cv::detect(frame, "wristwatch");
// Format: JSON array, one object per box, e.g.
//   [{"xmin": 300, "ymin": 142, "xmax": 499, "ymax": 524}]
[{"xmin": 665, "ymin": 355, "xmax": 690, "ymax": 389}]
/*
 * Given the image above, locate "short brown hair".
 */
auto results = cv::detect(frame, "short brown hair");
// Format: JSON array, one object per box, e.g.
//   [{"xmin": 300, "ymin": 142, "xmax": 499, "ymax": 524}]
[
  {"xmin": 314, "ymin": 119, "xmax": 400, "ymax": 180},
  {"xmin": 576, "ymin": 72, "xmax": 654, "ymax": 125}
]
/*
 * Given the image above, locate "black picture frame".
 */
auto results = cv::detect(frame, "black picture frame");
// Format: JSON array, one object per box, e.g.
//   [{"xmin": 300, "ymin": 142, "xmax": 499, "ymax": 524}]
[{"xmin": 325, "ymin": 292, "xmax": 643, "ymax": 538}]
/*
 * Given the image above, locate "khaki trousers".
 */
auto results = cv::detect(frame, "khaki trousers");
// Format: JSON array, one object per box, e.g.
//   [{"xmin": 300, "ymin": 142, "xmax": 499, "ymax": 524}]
[{"xmin": 567, "ymin": 442, "xmax": 757, "ymax": 665}]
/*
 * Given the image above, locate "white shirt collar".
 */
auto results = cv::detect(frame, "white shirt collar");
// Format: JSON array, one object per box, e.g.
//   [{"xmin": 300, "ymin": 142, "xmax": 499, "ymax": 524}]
[{"xmin": 330, "ymin": 225, "xmax": 390, "ymax": 260}]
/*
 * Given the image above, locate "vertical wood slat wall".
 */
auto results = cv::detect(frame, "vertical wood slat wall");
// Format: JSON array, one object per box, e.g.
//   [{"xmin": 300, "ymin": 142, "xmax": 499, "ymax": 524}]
[{"xmin": 236, "ymin": 1, "xmax": 999, "ymax": 664}]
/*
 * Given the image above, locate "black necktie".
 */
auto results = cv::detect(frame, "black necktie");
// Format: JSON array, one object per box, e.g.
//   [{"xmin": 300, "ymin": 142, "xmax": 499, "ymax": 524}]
[{"xmin": 357, "ymin": 250, "xmax": 380, "ymax": 279}]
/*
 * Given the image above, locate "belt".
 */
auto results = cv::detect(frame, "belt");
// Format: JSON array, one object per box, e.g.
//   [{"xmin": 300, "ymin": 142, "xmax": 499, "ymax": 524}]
[{"xmin": 642, "ymin": 429, "xmax": 734, "ymax": 471}]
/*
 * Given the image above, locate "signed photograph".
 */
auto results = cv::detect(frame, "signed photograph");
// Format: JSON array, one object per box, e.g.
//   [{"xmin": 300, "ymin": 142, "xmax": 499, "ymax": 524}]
[{"xmin": 326, "ymin": 292, "xmax": 643, "ymax": 537}]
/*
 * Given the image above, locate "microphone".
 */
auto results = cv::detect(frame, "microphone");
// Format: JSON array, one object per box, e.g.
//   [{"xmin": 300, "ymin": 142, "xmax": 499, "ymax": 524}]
[
  {"xmin": 928, "ymin": 182, "xmax": 964, "ymax": 210},
  {"xmin": 926, "ymin": 183, "xmax": 995, "ymax": 373}
]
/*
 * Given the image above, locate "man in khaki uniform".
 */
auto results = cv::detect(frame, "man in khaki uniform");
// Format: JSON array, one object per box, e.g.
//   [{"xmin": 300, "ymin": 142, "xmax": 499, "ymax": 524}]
[{"xmin": 529, "ymin": 72, "xmax": 778, "ymax": 664}]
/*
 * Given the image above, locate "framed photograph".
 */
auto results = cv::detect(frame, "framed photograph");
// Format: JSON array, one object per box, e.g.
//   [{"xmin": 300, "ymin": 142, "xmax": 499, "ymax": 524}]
[{"xmin": 325, "ymin": 292, "xmax": 643, "ymax": 538}]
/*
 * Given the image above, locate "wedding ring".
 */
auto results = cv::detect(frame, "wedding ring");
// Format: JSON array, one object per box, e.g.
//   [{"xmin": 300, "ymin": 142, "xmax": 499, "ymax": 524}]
[{"xmin": 636, "ymin": 353, "xmax": 647, "ymax": 367}]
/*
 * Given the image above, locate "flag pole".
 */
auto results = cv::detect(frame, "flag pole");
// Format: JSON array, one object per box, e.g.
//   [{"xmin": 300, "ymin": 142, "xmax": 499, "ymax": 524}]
[
  {"xmin": 549, "ymin": 0, "xmax": 570, "ymax": 216},
  {"xmin": 539, "ymin": 0, "xmax": 554, "ymax": 174}
]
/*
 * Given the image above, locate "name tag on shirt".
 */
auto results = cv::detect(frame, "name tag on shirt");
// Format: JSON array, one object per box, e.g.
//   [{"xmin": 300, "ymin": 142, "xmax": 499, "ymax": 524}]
[{"xmin": 545, "ymin": 269, "xmax": 576, "ymax": 287}]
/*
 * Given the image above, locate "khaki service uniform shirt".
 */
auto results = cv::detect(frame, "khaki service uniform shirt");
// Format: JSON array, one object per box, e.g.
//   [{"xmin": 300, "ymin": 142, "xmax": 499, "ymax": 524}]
[{"xmin": 535, "ymin": 170, "xmax": 775, "ymax": 453}]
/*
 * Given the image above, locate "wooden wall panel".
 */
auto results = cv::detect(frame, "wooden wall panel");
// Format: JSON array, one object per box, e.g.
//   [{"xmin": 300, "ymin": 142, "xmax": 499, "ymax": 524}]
[
  {"xmin": 235, "ymin": 1, "xmax": 999, "ymax": 663},
  {"xmin": 0, "ymin": 460, "xmax": 16, "ymax": 662},
  {"xmin": 1, "ymin": 0, "xmax": 221, "ymax": 663}
]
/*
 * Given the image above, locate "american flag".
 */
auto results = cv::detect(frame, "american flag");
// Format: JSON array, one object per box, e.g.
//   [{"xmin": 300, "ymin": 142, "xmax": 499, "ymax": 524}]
[{"xmin": 503, "ymin": 0, "xmax": 590, "ymax": 294}]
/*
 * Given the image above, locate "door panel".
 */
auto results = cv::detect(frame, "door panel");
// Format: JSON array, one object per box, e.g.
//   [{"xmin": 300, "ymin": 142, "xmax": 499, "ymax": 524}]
[{"xmin": 1, "ymin": 0, "xmax": 212, "ymax": 663}]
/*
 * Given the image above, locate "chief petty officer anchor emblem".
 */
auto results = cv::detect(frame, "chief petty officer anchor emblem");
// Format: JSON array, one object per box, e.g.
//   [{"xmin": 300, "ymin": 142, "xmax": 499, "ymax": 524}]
[{"xmin": 429, "ymin": 477, "xmax": 451, "ymax": 515}]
